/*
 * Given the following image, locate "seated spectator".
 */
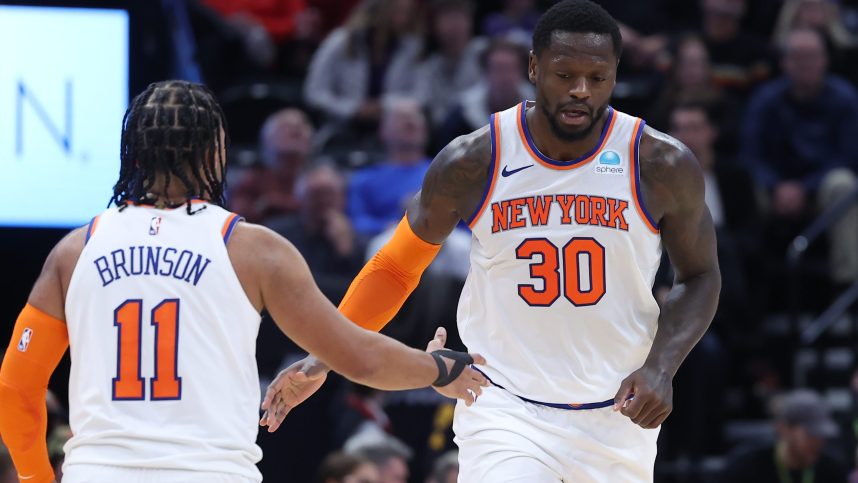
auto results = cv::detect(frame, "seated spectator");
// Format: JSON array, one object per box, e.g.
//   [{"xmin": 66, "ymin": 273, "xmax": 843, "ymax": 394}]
[
  {"xmin": 316, "ymin": 451, "xmax": 380, "ymax": 483},
  {"xmin": 230, "ymin": 108, "xmax": 314, "ymax": 223},
  {"xmin": 655, "ymin": 103, "xmax": 760, "ymax": 459},
  {"xmin": 742, "ymin": 28, "xmax": 858, "ymax": 285},
  {"xmin": 481, "ymin": 0, "xmax": 540, "ymax": 44},
  {"xmin": 773, "ymin": 0, "xmax": 858, "ymax": 78},
  {"xmin": 649, "ymin": 33, "xmax": 742, "ymax": 154},
  {"xmin": 347, "ymin": 437, "xmax": 412, "ymax": 483},
  {"xmin": 722, "ymin": 389, "xmax": 848, "ymax": 482},
  {"xmin": 303, "ymin": 0, "xmax": 423, "ymax": 143},
  {"xmin": 200, "ymin": 0, "xmax": 321, "ymax": 70},
  {"xmin": 774, "ymin": 0, "xmax": 857, "ymax": 51},
  {"xmin": 416, "ymin": 0, "xmax": 487, "ymax": 127},
  {"xmin": 348, "ymin": 98, "xmax": 431, "ymax": 237},
  {"xmin": 267, "ymin": 164, "xmax": 365, "ymax": 302},
  {"xmin": 435, "ymin": 39, "xmax": 534, "ymax": 150},
  {"xmin": 669, "ymin": 103, "xmax": 759, "ymax": 335},
  {"xmin": 701, "ymin": 0, "xmax": 773, "ymax": 95},
  {"xmin": 426, "ymin": 450, "xmax": 458, "ymax": 483}
]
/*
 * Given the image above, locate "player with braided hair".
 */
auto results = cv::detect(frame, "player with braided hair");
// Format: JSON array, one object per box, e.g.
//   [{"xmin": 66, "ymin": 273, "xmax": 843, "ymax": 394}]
[{"xmin": 0, "ymin": 80, "xmax": 487, "ymax": 483}]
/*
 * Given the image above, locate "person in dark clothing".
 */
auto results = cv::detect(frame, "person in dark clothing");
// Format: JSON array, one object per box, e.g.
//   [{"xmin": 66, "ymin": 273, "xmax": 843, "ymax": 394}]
[
  {"xmin": 722, "ymin": 389, "xmax": 848, "ymax": 483},
  {"xmin": 267, "ymin": 164, "xmax": 366, "ymax": 303}
]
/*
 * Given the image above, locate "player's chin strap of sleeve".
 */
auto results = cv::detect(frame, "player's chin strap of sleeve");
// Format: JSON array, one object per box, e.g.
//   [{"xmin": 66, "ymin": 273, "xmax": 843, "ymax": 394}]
[
  {"xmin": 0, "ymin": 304, "xmax": 69, "ymax": 483},
  {"xmin": 339, "ymin": 216, "xmax": 441, "ymax": 332},
  {"xmin": 431, "ymin": 350, "xmax": 474, "ymax": 387}
]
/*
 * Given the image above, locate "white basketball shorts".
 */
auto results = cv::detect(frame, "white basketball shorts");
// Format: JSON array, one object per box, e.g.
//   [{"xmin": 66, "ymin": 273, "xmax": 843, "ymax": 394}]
[
  {"xmin": 62, "ymin": 464, "xmax": 260, "ymax": 483},
  {"xmin": 454, "ymin": 385, "xmax": 659, "ymax": 482}
]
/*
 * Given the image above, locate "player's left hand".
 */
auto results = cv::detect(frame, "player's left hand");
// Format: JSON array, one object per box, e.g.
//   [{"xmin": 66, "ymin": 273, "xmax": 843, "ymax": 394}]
[
  {"xmin": 613, "ymin": 365, "xmax": 673, "ymax": 429},
  {"xmin": 259, "ymin": 355, "xmax": 329, "ymax": 432}
]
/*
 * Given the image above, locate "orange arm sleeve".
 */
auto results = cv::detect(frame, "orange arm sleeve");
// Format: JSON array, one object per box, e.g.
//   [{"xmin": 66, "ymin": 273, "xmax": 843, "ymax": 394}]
[
  {"xmin": 338, "ymin": 216, "xmax": 441, "ymax": 331},
  {"xmin": 0, "ymin": 304, "xmax": 69, "ymax": 483}
]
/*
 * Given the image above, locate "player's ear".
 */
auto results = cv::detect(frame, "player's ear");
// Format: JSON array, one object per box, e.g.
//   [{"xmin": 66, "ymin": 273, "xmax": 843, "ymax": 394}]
[{"xmin": 528, "ymin": 51, "xmax": 538, "ymax": 84}]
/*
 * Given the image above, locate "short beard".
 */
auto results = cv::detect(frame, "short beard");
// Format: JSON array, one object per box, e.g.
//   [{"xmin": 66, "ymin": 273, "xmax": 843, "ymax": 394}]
[{"xmin": 538, "ymin": 101, "xmax": 607, "ymax": 142}]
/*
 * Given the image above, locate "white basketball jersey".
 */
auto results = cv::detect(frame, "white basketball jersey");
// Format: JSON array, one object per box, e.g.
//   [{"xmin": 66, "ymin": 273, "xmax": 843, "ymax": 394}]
[
  {"xmin": 63, "ymin": 202, "xmax": 262, "ymax": 481},
  {"xmin": 460, "ymin": 102, "xmax": 662, "ymax": 404}
]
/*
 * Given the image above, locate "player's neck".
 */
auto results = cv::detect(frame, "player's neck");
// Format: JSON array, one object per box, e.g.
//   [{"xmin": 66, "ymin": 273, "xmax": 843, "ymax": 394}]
[{"xmin": 527, "ymin": 106, "xmax": 608, "ymax": 161}]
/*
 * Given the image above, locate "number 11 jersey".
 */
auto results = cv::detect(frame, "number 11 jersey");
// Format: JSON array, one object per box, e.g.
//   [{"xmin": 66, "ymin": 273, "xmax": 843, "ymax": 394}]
[
  {"xmin": 63, "ymin": 202, "xmax": 262, "ymax": 481},
  {"xmin": 460, "ymin": 102, "xmax": 663, "ymax": 405}
]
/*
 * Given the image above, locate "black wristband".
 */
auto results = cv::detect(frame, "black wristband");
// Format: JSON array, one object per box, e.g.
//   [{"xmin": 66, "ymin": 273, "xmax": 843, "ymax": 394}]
[{"xmin": 431, "ymin": 349, "xmax": 474, "ymax": 387}]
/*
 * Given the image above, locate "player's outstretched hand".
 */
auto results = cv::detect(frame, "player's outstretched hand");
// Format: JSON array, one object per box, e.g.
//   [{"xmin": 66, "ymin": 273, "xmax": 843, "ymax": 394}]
[
  {"xmin": 613, "ymin": 365, "xmax": 673, "ymax": 429},
  {"xmin": 259, "ymin": 355, "xmax": 329, "ymax": 433},
  {"xmin": 426, "ymin": 327, "xmax": 489, "ymax": 406}
]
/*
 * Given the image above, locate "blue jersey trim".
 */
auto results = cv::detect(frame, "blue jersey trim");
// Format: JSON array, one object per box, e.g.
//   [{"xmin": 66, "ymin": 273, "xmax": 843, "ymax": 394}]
[
  {"xmin": 222, "ymin": 214, "xmax": 243, "ymax": 245},
  {"xmin": 632, "ymin": 120, "xmax": 659, "ymax": 230},
  {"xmin": 465, "ymin": 114, "xmax": 499, "ymax": 227},
  {"xmin": 85, "ymin": 215, "xmax": 99, "ymax": 245},
  {"xmin": 475, "ymin": 367, "xmax": 614, "ymax": 410}
]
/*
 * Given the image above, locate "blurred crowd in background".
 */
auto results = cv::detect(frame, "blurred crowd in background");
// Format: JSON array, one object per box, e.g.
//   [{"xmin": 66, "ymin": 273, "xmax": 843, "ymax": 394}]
[{"xmin": 4, "ymin": 0, "xmax": 858, "ymax": 481}]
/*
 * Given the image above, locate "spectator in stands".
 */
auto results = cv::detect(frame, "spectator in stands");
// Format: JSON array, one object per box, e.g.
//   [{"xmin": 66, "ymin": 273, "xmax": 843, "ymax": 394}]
[
  {"xmin": 416, "ymin": 0, "xmax": 487, "ymax": 127},
  {"xmin": 700, "ymin": 0, "xmax": 773, "ymax": 94},
  {"xmin": 267, "ymin": 164, "xmax": 365, "ymax": 303},
  {"xmin": 200, "ymin": 0, "xmax": 321, "ymax": 55},
  {"xmin": 773, "ymin": 0, "xmax": 858, "ymax": 79},
  {"xmin": 426, "ymin": 450, "xmax": 458, "ymax": 483},
  {"xmin": 303, "ymin": 0, "xmax": 423, "ymax": 142},
  {"xmin": 230, "ymin": 108, "xmax": 314, "ymax": 223},
  {"xmin": 435, "ymin": 39, "xmax": 534, "ymax": 150},
  {"xmin": 316, "ymin": 451, "xmax": 380, "ymax": 483},
  {"xmin": 722, "ymin": 389, "xmax": 848, "ymax": 482},
  {"xmin": 348, "ymin": 438, "xmax": 412, "ymax": 483},
  {"xmin": 649, "ymin": 33, "xmax": 742, "ymax": 154},
  {"xmin": 669, "ymin": 103, "xmax": 758, "ymax": 335},
  {"xmin": 742, "ymin": 28, "xmax": 858, "ymax": 285},
  {"xmin": 348, "ymin": 98, "xmax": 430, "ymax": 237},
  {"xmin": 481, "ymin": 0, "xmax": 540, "ymax": 44},
  {"xmin": 774, "ymin": 0, "xmax": 856, "ymax": 51}
]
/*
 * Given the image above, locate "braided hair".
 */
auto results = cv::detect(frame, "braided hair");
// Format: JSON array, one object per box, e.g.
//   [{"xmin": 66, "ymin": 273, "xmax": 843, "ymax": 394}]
[{"xmin": 112, "ymin": 80, "xmax": 229, "ymax": 214}]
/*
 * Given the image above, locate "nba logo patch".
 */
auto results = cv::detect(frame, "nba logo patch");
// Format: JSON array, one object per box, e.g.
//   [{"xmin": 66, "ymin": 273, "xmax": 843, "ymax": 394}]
[
  {"xmin": 17, "ymin": 328, "xmax": 32, "ymax": 352},
  {"xmin": 149, "ymin": 216, "xmax": 162, "ymax": 235},
  {"xmin": 594, "ymin": 150, "xmax": 624, "ymax": 175}
]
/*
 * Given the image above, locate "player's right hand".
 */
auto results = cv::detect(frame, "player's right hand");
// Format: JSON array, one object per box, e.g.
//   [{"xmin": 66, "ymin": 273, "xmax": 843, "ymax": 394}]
[
  {"xmin": 426, "ymin": 327, "xmax": 489, "ymax": 406},
  {"xmin": 259, "ymin": 355, "xmax": 329, "ymax": 432}
]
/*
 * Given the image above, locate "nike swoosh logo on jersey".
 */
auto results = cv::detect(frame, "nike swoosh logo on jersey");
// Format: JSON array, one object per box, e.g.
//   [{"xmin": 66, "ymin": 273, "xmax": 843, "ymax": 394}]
[{"xmin": 501, "ymin": 164, "xmax": 534, "ymax": 177}]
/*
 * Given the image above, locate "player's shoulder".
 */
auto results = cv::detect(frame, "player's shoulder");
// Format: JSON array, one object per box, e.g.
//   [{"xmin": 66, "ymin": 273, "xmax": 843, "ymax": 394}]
[
  {"xmin": 428, "ymin": 124, "xmax": 493, "ymax": 190},
  {"xmin": 638, "ymin": 125, "xmax": 704, "ymax": 214},
  {"xmin": 227, "ymin": 221, "xmax": 299, "ymax": 260},
  {"xmin": 639, "ymin": 125, "xmax": 702, "ymax": 187},
  {"xmin": 50, "ymin": 226, "xmax": 88, "ymax": 273}
]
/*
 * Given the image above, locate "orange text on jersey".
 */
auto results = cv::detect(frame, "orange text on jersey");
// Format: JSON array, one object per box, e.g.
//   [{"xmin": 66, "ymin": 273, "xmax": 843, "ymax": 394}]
[{"xmin": 491, "ymin": 194, "xmax": 630, "ymax": 234}]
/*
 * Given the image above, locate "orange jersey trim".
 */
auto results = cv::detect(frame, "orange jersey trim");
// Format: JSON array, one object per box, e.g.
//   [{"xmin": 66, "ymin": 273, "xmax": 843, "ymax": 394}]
[
  {"xmin": 628, "ymin": 119, "xmax": 660, "ymax": 234},
  {"xmin": 85, "ymin": 215, "xmax": 101, "ymax": 244},
  {"xmin": 516, "ymin": 102, "xmax": 617, "ymax": 171},
  {"xmin": 221, "ymin": 213, "xmax": 242, "ymax": 243}
]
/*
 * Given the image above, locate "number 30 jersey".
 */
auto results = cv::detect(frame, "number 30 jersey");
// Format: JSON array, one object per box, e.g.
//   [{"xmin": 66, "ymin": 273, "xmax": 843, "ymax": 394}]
[
  {"xmin": 459, "ymin": 102, "xmax": 663, "ymax": 404},
  {"xmin": 63, "ymin": 202, "xmax": 263, "ymax": 481}
]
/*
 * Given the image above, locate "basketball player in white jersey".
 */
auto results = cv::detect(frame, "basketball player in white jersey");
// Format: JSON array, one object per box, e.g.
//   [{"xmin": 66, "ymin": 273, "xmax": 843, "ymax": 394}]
[
  {"xmin": 0, "ymin": 81, "xmax": 489, "ymax": 483},
  {"xmin": 263, "ymin": 1, "xmax": 721, "ymax": 481}
]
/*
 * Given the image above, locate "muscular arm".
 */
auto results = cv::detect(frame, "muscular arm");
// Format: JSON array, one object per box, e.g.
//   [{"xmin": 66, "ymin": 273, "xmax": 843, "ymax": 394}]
[
  {"xmin": 0, "ymin": 228, "xmax": 84, "ymax": 483},
  {"xmin": 615, "ymin": 128, "xmax": 721, "ymax": 428},
  {"xmin": 228, "ymin": 223, "xmax": 485, "ymax": 391},
  {"xmin": 337, "ymin": 127, "xmax": 493, "ymax": 330}
]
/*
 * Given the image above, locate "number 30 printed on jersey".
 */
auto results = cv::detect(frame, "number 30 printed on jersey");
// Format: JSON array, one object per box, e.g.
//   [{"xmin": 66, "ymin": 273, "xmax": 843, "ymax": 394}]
[{"xmin": 516, "ymin": 237, "xmax": 606, "ymax": 307}]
